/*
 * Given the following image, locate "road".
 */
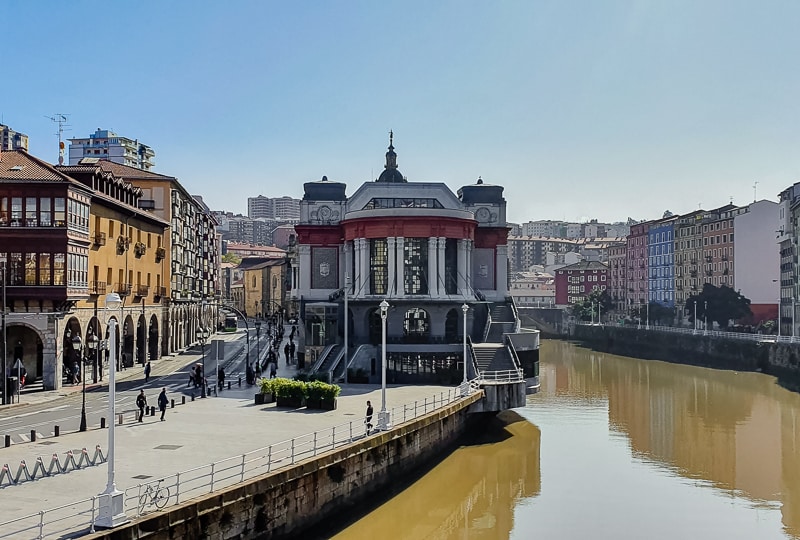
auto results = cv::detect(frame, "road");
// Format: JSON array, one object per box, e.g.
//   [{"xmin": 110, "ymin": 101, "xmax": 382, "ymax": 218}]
[{"xmin": 0, "ymin": 327, "xmax": 275, "ymax": 445}]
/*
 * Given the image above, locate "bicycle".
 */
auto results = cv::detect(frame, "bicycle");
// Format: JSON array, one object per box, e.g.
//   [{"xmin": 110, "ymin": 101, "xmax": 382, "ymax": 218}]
[{"xmin": 138, "ymin": 479, "xmax": 170, "ymax": 513}]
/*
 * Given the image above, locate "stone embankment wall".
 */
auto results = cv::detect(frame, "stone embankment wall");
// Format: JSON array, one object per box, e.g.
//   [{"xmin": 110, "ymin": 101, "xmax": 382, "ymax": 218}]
[
  {"xmin": 83, "ymin": 392, "xmax": 485, "ymax": 540},
  {"xmin": 571, "ymin": 325, "xmax": 800, "ymax": 389}
]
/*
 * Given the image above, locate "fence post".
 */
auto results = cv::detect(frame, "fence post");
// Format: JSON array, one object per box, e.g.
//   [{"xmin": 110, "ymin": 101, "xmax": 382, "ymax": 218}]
[
  {"xmin": 414, "ymin": 400, "xmax": 418, "ymax": 418},
  {"xmin": 30, "ymin": 430, "xmax": 36, "ymax": 442},
  {"xmin": 291, "ymin": 439, "xmax": 295, "ymax": 465},
  {"xmin": 332, "ymin": 426, "xmax": 336, "ymax": 450},
  {"xmin": 210, "ymin": 463, "xmax": 215, "ymax": 493},
  {"xmin": 90, "ymin": 495, "xmax": 97, "ymax": 533},
  {"xmin": 240, "ymin": 454, "xmax": 246, "ymax": 482},
  {"xmin": 176, "ymin": 472, "xmax": 181, "ymax": 504},
  {"xmin": 54, "ymin": 425, "xmax": 60, "ymax": 437},
  {"xmin": 267, "ymin": 446, "xmax": 272, "ymax": 473},
  {"xmin": 38, "ymin": 510, "xmax": 45, "ymax": 539},
  {"xmin": 313, "ymin": 432, "xmax": 318, "ymax": 457},
  {"xmin": 349, "ymin": 421, "xmax": 353, "ymax": 443}
]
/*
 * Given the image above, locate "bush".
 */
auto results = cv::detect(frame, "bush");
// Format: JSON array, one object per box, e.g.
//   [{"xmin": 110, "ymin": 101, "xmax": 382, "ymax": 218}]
[
  {"xmin": 259, "ymin": 377, "xmax": 275, "ymax": 395},
  {"xmin": 306, "ymin": 380, "xmax": 341, "ymax": 401},
  {"xmin": 272, "ymin": 378, "xmax": 307, "ymax": 399}
]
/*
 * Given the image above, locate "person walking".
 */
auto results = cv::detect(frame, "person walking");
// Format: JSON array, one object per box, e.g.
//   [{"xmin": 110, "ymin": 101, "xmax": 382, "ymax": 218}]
[
  {"xmin": 284, "ymin": 342, "xmax": 291, "ymax": 366},
  {"xmin": 144, "ymin": 361, "xmax": 151, "ymax": 383},
  {"xmin": 157, "ymin": 388, "xmax": 168, "ymax": 421},
  {"xmin": 136, "ymin": 390, "xmax": 147, "ymax": 422},
  {"xmin": 365, "ymin": 400, "xmax": 373, "ymax": 433},
  {"xmin": 218, "ymin": 366, "xmax": 225, "ymax": 390}
]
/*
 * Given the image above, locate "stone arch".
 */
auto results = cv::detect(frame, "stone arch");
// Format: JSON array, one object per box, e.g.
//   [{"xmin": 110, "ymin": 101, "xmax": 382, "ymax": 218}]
[
  {"xmin": 136, "ymin": 313, "xmax": 147, "ymax": 365},
  {"xmin": 122, "ymin": 314, "xmax": 135, "ymax": 368},
  {"xmin": 148, "ymin": 314, "xmax": 159, "ymax": 361},
  {"xmin": 7, "ymin": 322, "xmax": 45, "ymax": 385},
  {"xmin": 445, "ymin": 308, "xmax": 459, "ymax": 343},
  {"xmin": 403, "ymin": 308, "xmax": 430, "ymax": 343}
]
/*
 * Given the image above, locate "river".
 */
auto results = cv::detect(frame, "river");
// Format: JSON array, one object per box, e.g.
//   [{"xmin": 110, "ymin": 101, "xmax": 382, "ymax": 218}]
[{"xmin": 330, "ymin": 339, "xmax": 800, "ymax": 540}]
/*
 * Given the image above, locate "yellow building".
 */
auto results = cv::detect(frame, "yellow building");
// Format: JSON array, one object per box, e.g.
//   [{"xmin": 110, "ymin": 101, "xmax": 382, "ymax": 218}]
[{"xmin": 241, "ymin": 259, "xmax": 286, "ymax": 319}]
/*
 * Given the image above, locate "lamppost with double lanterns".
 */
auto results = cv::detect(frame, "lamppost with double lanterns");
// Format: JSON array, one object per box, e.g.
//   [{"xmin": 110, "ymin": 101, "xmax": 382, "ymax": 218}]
[
  {"xmin": 196, "ymin": 326, "xmax": 210, "ymax": 398},
  {"xmin": 461, "ymin": 303, "xmax": 469, "ymax": 396},
  {"xmin": 376, "ymin": 299, "xmax": 392, "ymax": 431},
  {"xmin": 254, "ymin": 320, "xmax": 261, "ymax": 372},
  {"xmin": 72, "ymin": 329, "xmax": 99, "ymax": 432}
]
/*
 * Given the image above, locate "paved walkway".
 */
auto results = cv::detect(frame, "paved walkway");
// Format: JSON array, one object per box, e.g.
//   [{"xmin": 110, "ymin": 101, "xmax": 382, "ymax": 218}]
[{"xmin": 0, "ymin": 337, "xmax": 459, "ymax": 538}]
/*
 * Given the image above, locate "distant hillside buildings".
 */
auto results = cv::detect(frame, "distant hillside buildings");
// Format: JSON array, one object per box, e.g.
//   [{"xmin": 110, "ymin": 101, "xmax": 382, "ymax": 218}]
[
  {"xmin": 1, "ymin": 124, "xmax": 28, "ymax": 151},
  {"xmin": 69, "ymin": 128, "xmax": 155, "ymax": 171},
  {"xmin": 248, "ymin": 195, "xmax": 301, "ymax": 221}
]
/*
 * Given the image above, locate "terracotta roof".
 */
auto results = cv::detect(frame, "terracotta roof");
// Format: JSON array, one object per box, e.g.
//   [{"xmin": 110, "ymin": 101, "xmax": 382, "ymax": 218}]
[
  {"xmin": 93, "ymin": 159, "xmax": 176, "ymax": 181},
  {"xmin": 0, "ymin": 150, "xmax": 73, "ymax": 182}
]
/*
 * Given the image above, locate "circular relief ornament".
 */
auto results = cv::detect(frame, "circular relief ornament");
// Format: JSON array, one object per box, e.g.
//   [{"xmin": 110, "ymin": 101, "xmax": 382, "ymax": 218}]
[
  {"xmin": 318, "ymin": 205, "xmax": 332, "ymax": 220},
  {"xmin": 476, "ymin": 207, "xmax": 491, "ymax": 223}
]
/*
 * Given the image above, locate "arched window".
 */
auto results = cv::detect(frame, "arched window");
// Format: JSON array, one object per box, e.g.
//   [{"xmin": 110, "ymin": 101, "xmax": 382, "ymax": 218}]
[
  {"xmin": 404, "ymin": 308, "xmax": 429, "ymax": 343},
  {"xmin": 445, "ymin": 309, "xmax": 459, "ymax": 343},
  {"xmin": 368, "ymin": 308, "xmax": 382, "ymax": 344}
]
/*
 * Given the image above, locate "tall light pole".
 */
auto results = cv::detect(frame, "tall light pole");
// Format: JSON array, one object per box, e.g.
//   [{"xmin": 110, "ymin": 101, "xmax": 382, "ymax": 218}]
[
  {"xmin": 1, "ymin": 261, "xmax": 6, "ymax": 406},
  {"xmin": 254, "ymin": 320, "xmax": 261, "ymax": 371},
  {"xmin": 74, "ymin": 330, "xmax": 98, "ymax": 432},
  {"xmin": 461, "ymin": 303, "xmax": 469, "ymax": 396},
  {"xmin": 693, "ymin": 300, "xmax": 697, "ymax": 334},
  {"xmin": 96, "ymin": 292, "xmax": 128, "ymax": 529},
  {"xmin": 196, "ymin": 326, "xmax": 209, "ymax": 398},
  {"xmin": 704, "ymin": 301, "xmax": 708, "ymax": 335},
  {"xmin": 344, "ymin": 273, "xmax": 350, "ymax": 384},
  {"xmin": 376, "ymin": 300, "xmax": 391, "ymax": 431}
]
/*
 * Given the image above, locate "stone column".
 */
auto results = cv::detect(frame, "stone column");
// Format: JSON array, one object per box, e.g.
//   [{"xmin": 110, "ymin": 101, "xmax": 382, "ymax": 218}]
[
  {"xmin": 396, "ymin": 237, "xmax": 405, "ymax": 296},
  {"xmin": 457, "ymin": 239, "xmax": 468, "ymax": 296},
  {"xmin": 467, "ymin": 240, "xmax": 474, "ymax": 294},
  {"xmin": 437, "ymin": 236, "xmax": 446, "ymax": 297},
  {"xmin": 353, "ymin": 239, "xmax": 362, "ymax": 297},
  {"xmin": 362, "ymin": 238, "xmax": 371, "ymax": 296},
  {"xmin": 298, "ymin": 245, "xmax": 312, "ymax": 291},
  {"xmin": 387, "ymin": 237, "xmax": 396, "ymax": 297},
  {"xmin": 428, "ymin": 237, "xmax": 438, "ymax": 297},
  {"xmin": 338, "ymin": 244, "xmax": 346, "ymax": 289}
]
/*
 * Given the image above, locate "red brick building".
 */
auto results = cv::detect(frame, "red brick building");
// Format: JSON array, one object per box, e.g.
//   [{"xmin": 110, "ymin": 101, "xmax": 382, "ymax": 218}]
[{"xmin": 555, "ymin": 260, "xmax": 609, "ymax": 306}]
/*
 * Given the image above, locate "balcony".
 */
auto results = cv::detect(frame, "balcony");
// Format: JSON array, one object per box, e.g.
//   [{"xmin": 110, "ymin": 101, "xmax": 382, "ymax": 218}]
[
  {"xmin": 155, "ymin": 247, "xmax": 166, "ymax": 262},
  {"xmin": 92, "ymin": 232, "xmax": 107, "ymax": 247},
  {"xmin": 721, "ymin": 255, "xmax": 728, "ymax": 261},
  {"xmin": 134, "ymin": 242, "xmax": 147, "ymax": 257},
  {"xmin": 90, "ymin": 281, "xmax": 107, "ymax": 296},
  {"xmin": 690, "ymin": 270, "xmax": 697, "ymax": 278},
  {"xmin": 153, "ymin": 286, "xmax": 168, "ymax": 302},
  {"xmin": 135, "ymin": 284, "xmax": 150, "ymax": 297},
  {"xmin": 116, "ymin": 236, "xmax": 129, "ymax": 254},
  {"xmin": 114, "ymin": 283, "xmax": 132, "ymax": 297}
]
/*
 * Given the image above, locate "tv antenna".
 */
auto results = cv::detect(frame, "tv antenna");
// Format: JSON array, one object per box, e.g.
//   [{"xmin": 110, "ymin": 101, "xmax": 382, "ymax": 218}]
[
  {"xmin": 753, "ymin": 181, "xmax": 759, "ymax": 202},
  {"xmin": 45, "ymin": 114, "xmax": 71, "ymax": 165}
]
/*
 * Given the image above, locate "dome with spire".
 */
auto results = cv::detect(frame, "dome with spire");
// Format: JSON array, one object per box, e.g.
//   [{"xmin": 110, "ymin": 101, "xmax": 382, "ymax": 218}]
[{"xmin": 376, "ymin": 130, "xmax": 407, "ymax": 183}]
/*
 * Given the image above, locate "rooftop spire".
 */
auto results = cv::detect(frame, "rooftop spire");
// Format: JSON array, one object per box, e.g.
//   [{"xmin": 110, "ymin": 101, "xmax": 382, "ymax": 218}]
[{"xmin": 376, "ymin": 130, "xmax": 406, "ymax": 183}]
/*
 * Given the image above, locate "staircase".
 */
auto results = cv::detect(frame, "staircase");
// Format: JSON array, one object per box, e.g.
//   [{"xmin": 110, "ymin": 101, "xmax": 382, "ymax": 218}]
[
  {"xmin": 471, "ymin": 343, "xmax": 516, "ymax": 373},
  {"xmin": 314, "ymin": 344, "xmax": 342, "ymax": 377},
  {"xmin": 485, "ymin": 301, "xmax": 516, "ymax": 343}
]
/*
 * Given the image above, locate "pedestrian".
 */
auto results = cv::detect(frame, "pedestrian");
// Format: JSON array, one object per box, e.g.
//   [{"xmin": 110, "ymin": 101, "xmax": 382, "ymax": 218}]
[
  {"xmin": 144, "ymin": 361, "xmax": 151, "ymax": 383},
  {"xmin": 136, "ymin": 390, "xmax": 147, "ymax": 422},
  {"xmin": 269, "ymin": 361, "xmax": 277, "ymax": 379},
  {"xmin": 218, "ymin": 366, "xmax": 225, "ymax": 390},
  {"xmin": 72, "ymin": 361, "xmax": 80, "ymax": 384},
  {"xmin": 289, "ymin": 341, "xmax": 296, "ymax": 363},
  {"xmin": 157, "ymin": 388, "xmax": 168, "ymax": 421},
  {"xmin": 365, "ymin": 400, "xmax": 373, "ymax": 433},
  {"xmin": 284, "ymin": 342, "xmax": 290, "ymax": 366}
]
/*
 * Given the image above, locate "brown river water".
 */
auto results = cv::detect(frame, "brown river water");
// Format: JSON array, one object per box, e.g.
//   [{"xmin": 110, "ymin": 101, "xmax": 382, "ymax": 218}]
[{"xmin": 329, "ymin": 339, "xmax": 800, "ymax": 540}]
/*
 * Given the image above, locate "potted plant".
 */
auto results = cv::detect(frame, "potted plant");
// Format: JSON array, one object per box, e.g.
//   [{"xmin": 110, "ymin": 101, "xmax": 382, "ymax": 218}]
[
  {"xmin": 255, "ymin": 377, "xmax": 275, "ymax": 405},
  {"xmin": 274, "ymin": 378, "xmax": 306, "ymax": 408},
  {"xmin": 306, "ymin": 381, "xmax": 341, "ymax": 410}
]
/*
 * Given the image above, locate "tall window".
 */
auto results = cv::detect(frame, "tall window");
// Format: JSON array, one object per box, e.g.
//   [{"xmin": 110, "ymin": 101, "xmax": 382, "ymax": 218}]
[
  {"xmin": 0, "ymin": 197, "xmax": 6, "ymax": 225},
  {"xmin": 11, "ymin": 198, "xmax": 22, "ymax": 226},
  {"xmin": 25, "ymin": 197, "xmax": 37, "ymax": 227},
  {"xmin": 40, "ymin": 198, "xmax": 52, "ymax": 227},
  {"xmin": 39, "ymin": 253, "xmax": 51, "ymax": 285},
  {"xmin": 53, "ymin": 198, "xmax": 66, "ymax": 227},
  {"xmin": 25, "ymin": 253, "xmax": 36, "ymax": 285},
  {"xmin": 403, "ymin": 308, "xmax": 430, "ymax": 342},
  {"xmin": 445, "ymin": 239, "xmax": 457, "ymax": 294},
  {"xmin": 404, "ymin": 238, "xmax": 428, "ymax": 295},
  {"xmin": 370, "ymin": 239, "xmax": 388, "ymax": 295},
  {"xmin": 53, "ymin": 253, "xmax": 66, "ymax": 285},
  {"xmin": 9, "ymin": 253, "xmax": 23, "ymax": 285}
]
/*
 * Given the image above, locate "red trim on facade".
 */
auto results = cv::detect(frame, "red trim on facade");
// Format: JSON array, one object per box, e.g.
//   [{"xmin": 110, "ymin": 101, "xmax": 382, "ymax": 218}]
[
  {"xmin": 295, "ymin": 225, "xmax": 343, "ymax": 246},
  {"xmin": 341, "ymin": 216, "xmax": 475, "ymax": 241}
]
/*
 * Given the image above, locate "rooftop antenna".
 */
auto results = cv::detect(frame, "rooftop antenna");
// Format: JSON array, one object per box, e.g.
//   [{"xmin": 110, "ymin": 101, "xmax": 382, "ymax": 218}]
[
  {"xmin": 45, "ymin": 114, "xmax": 71, "ymax": 165},
  {"xmin": 753, "ymin": 181, "xmax": 759, "ymax": 202},
  {"xmin": 730, "ymin": 195, "xmax": 734, "ymax": 204}
]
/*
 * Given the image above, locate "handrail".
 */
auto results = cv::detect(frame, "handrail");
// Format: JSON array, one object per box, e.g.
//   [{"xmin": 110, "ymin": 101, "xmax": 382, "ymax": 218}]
[
  {"xmin": 478, "ymin": 369, "xmax": 524, "ymax": 382},
  {"xmin": 574, "ymin": 322, "xmax": 800, "ymax": 344},
  {"xmin": 508, "ymin": 296, "xmax": 521, "ymax": 333},
  {"xmin": 483, "ymin": 304, "xmax": 492, "ymax": 343},
  {"xmin": 0, "ymin": 387, "xmax": 478, "ymax": 540},
  {"xmin": 309, "ymin": 344, "xmax": 336, "ymax": 374},
  {"xmin": 504, "ymin": 335, "xmax": 523, "ymax": 373},
  {"xmin": 466, "ymin": 335, "xmax": 479, "ymax": 379}
]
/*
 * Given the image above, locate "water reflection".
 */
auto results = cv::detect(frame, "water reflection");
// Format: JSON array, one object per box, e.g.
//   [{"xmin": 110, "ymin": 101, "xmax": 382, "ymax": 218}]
[
  {"xmin": 331, "ymin": 411, "xmax": 541, "ymax": 540},
  {"xmin": 539, "ymin": 340, "xmax": 800, "ymax": 539}
]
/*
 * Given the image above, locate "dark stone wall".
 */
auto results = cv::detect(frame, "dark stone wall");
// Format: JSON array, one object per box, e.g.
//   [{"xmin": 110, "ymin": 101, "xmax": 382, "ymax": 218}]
[
  {"xmin": 571, "ymin": 325, "xmax": 800, "ymax": 390},
  {"xmin": 82, "ymin": 393, "xmax": 484, "ymax": 540}
]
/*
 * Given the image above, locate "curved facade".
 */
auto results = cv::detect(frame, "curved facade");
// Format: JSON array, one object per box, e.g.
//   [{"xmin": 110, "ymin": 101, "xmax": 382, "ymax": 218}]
[{"xmin": 291, "ymin": 137, "xmax": 510, "ymax": 368}]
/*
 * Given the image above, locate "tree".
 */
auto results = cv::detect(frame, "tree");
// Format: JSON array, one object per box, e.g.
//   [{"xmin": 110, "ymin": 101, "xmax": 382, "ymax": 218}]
[
  {"xmin": 571, "ymin": 289, "xmax": 613, "ymax": 322},
  {"xmin": 222, "ymin": 252, "xmax": 242, "ymax": 265},
  {"xmin": 685, "ymin": 284, "xmax": 751, "ymax": 330}
]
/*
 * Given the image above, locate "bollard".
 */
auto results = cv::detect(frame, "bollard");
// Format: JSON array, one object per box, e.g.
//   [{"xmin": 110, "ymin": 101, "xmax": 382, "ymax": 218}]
[
  {"xmin": 54, "ymin": 426, "xmax": 60, "ymax": 437},
  {"xmin": 150, "ymin": 406, "xmax": 156, "ymax": 417},
  {"xmin": 238, "ymin": 376, "xmax": 241, "ymax": 387},
  {"xmin": 30, "ymin": 430, "xmax": 36, "ymax": 442},
  {"xmin": 227, "ymin": 381, "xmax": 231, "ymax": 390},
  {"xmin": 4, "ymin": 434, "xmax": 10, "ymax": 447},
  {"xmin": 181, "ymin": 396, "xmax": 186, "ymax": 405},
  {"xmin": 191, "ymin": 394, "xmax": 195, "ymax": 402},
  {"xmin": 118, "ymin": 414, "xmax": 123, "ymax": 425},
  {"xmin": 171, "ymin": 399, "xmax": 175, "ymax": 408},
  {"xmin": 101, "ymin": 417, "xmax": 106, "ymax": 429}
]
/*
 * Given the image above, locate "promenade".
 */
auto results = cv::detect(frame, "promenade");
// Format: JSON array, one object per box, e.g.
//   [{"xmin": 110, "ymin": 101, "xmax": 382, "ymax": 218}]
[{"xmin": 0, "ymin": 337, "xmax": 456, "ymax": 539}]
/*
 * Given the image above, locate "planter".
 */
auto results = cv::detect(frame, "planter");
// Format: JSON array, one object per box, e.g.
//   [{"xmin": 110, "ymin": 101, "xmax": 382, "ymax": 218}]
[
  {"xmin": 276, "ymin": 396, "xmax": 305, "ymax": 408},
  {"xmin": 306, "ymin": 398, "xmax": 337, "ymax": 410},
  {"xmin": 255, "ymin": 393, "xmax": 275, "ymax": 405}
]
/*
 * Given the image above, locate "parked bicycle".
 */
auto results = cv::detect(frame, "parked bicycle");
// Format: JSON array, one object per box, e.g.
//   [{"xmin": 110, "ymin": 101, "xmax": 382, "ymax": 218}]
[{"xmin": 138, "ymin": 479, "xmax": 170, "ymax": 513}]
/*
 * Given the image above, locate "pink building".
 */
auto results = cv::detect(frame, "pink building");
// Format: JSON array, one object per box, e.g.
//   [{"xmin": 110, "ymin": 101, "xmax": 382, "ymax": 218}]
[
  {"xmin": 555, "ymin": 261, "xmax": 609, "ymax": 306},
  {"xmin": 626, "ymin": 221, "xmax": 650, "ymax": 312},
  {"xmin": 607, "ymin": 242, "xmax": 627, "ymax": 311}
]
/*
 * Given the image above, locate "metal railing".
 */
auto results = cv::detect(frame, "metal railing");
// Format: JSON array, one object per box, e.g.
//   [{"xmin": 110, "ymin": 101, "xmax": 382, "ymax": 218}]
[
  {"xmin": 576, "ymin": 322, "xmax": 800, "ymax": 344},
  {"xmin": 478, "ymin": 368, "xmax": 524, "ymax": 382},
  {"xmin": 0, "ymin": 387, "xmax": 478, "ymax": 540}
]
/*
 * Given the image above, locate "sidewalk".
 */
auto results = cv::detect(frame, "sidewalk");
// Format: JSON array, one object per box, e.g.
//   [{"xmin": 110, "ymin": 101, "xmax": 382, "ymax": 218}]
[{"xmin": 0, "ymin": 376, "xmax": 456, "ymax": 537}]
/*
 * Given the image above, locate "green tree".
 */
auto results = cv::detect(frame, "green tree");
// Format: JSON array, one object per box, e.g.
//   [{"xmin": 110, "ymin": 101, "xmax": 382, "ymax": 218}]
[
  {"xmin": 686, "ymin": 284, "xmax": 751, "ymax": 330},
  {"xmin": 571, "ymin": 289, "xmax": 613, "ymax": 322},
  {"xmin": 222, "ymin": 252, "xmax": 242, "ymax": 265}
]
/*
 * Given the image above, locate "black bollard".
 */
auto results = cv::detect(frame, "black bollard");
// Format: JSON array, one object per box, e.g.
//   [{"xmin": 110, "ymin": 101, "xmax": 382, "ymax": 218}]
[
  {"xmin": 118, "ymin": 414, "xmax": 123, "ymax": 425},
  {"xmin": 181, "ymin": 396, "xmax": 186, "ymax": 405},
  {"xmin": 238, "ymin": 376, "xmax": 241, "ymax": 387},
  {"xmin": 191, "ymin": 394, "xmax": 195, "ymax": 401},
  {"xmin": 101, "ymin": 417, "xmax": 106, "ymax": 429},
  {"xmin": 150, "ymin": 406, "xmax": 156, "ymax": 416},
  {"xmin": 30, "ymin": 430, "xmax": 36, "ymax": 442},
  {"xmin": 5, "ymin": 434, "xmax": 10, "ymax": 447},
  {"xmin": 171, "ymin": 399, "xmax": 175, "ymax": 408},
  {"xmin": 54, "ymin": 426, "xmax": 60, "ymax": 437},
  {"xmin": 227, "ymin": 381, "xmax": 231, "ymax": 390}
]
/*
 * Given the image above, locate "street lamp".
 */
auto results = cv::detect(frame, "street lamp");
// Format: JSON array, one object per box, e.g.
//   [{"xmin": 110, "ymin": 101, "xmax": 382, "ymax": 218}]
[
  {"xmin": 196, "ymin": 326, "xmax": 210, "ymax": 398},
  {"xmin": 376, "ymin": 300, "xmax": 391, "ymax": 431},
  {"xmin": 344, "ymin": 273, "xmax": 350, "ymax": 384},
  {"xmin": 254, "ymin": 320, "xmax": 261, "ymax": 371},
  {"xmin": 704, "ymin": 301, "xmax": 708, "ymax": 335},
  {"xmin": 96, "ymin": 292, "xmax": 128, "ymax": 529},
  {"xmin": 693, "ymin": 300, "xmax": 697, "ymax": 334},
  {"xmin": 461, "ymin": 303, "xmax": 469, "ymax": 396},
  {"xmin": 74, "ymin": 330, "xmax": 99, "ymax": 432}
]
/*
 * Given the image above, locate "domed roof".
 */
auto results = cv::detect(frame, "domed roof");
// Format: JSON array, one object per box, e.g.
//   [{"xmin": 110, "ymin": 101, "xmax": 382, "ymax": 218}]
[{"xmin": 375, "ymin": 130, "xmax": 407, "ymax": 183}]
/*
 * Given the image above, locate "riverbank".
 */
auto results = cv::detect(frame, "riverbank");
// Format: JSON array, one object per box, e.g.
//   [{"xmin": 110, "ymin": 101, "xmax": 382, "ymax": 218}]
[{"xmin": 569, "ymin": 324, "xmax": 800, "ymax": 390}]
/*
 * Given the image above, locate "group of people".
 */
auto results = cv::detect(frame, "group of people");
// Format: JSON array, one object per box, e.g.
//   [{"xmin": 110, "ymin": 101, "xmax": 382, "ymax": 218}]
[{"xmin": 136, "ymin": 388, "xmax": 170, "ymax": 422}]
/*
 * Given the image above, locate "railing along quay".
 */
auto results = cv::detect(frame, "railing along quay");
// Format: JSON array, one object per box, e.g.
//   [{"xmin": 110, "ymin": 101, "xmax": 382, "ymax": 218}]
[
  {"xmin": 0, "ymin": 385, "xmax": 481, "ymax": 540},
  {"xmin": 575, "ymin": 322, "xmax": 797, "ymax": 344}
]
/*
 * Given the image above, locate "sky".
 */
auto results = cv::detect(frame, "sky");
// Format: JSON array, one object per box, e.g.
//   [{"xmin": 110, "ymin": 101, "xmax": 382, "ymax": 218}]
[{"xmin": 3, "ymin": 1, "xmax": 799, "ymax": 225}]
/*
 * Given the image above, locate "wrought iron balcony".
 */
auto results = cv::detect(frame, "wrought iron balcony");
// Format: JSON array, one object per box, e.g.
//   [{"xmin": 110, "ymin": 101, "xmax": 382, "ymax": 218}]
[
  {"xmin": 134, "ymin": 242, "xmax": 147, "ymax": 257},
  {"xmin": 90, "ymin": 281, "xmax": 107, "ymax": 295},
  {"xmin": 114, "ymin": 283, "xmax": 132, "ymax": 297},
  {"xmin": 135, "ymin": 284, "xmax": 150, "ymax": 297},
  {"xmin": 92, "ymin": 232, "xmax": 106, "ymax": 246}
]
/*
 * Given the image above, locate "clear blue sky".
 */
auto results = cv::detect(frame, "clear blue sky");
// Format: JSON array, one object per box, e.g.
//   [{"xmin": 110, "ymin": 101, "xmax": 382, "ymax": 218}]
[{"xmin": 4, "ymin": 1, "xmax": 799, "ymax": 225}]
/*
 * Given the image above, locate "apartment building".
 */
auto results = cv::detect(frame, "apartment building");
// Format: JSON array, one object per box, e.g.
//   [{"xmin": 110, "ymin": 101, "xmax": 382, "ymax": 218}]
[{"xmin": 69, "ymin": 129, "xmax": 155, "ymax": 171}]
